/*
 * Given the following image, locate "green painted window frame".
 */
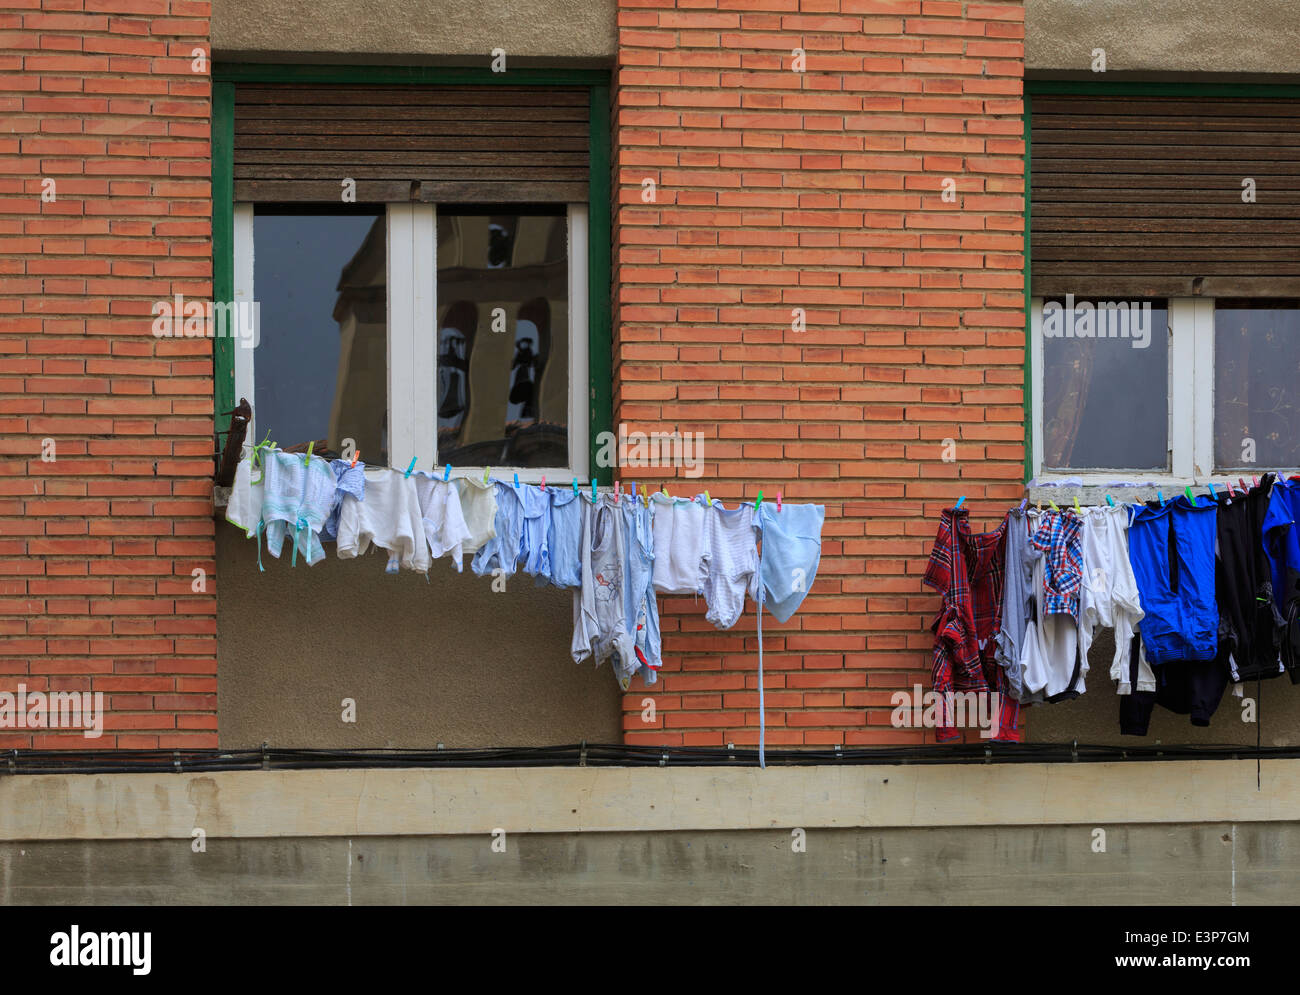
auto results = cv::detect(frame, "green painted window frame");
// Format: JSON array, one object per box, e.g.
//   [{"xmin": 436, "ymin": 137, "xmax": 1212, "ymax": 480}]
[
  {"xmin": 1021, "ymin": 79, "xmax": 1300, "ymax": 482},
  {"xmin": 210, "ymin": 63, "xmax": 613, "ymax": 484}
]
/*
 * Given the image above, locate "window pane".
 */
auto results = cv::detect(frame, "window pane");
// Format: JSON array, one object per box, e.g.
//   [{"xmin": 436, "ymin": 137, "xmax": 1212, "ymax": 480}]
[
  {"xmin": 436, "ymin": 210, "xmax": 569, "ymax": 468},
  {"xmin": 253, "ymin": 209, "xmax": 388, "ymax": 464},
  {"xmin": 1214, "ymin": 300, "xmax": 1300, "ymax": 470},
  {"xmin": 1041, "ymin": 298, "xmax": 1169, "ymax": 471}
]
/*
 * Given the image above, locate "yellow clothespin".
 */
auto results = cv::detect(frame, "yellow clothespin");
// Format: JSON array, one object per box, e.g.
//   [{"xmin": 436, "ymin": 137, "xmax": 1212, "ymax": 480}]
[
  {"xmin": 484, "ymin": 465, "xmax": 490, "ymax": 485},
  {"xmin": 1073, "ymin": 496, "xmax": 1081, "ymax": 513},
  {"xmin": 1049, "ymin": 500, "xmax": 1059, "ymax": 512},
  {"xmin": 704, "ymin": 490, "xmax": 711, "ymax": 506}
]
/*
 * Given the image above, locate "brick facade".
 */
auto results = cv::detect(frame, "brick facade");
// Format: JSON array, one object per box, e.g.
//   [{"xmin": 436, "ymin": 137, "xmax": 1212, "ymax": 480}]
[
  {"xmin": 1, "ymin": 0, "xmax": 1025, "ymax": 750},
  {"xmin": 0, "ymin": 0, "xmax": 217, "ymax": 748},
  {"xmin": 613, "ymin": 0, "xmax": 1027, "ymax": 746}
]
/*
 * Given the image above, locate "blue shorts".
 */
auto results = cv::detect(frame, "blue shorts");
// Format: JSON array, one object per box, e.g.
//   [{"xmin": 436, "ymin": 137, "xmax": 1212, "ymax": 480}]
[{"xmin": 1128, "ymin": 497, "xmax": 1219, "ymax": 664}]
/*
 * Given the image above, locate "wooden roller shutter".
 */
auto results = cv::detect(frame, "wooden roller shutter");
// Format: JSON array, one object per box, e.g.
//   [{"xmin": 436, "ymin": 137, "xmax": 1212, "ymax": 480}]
[
  {"xmin": 1031, "ymin": 95, "xmax": 1300, "ymax": 297},
  {"xmin": 233, "ymin": 84, "xmax": 590, "ymax": 204}
]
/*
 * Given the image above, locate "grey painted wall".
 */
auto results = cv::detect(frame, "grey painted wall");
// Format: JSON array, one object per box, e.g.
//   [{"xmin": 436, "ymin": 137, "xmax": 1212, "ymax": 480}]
[
  {"xmin": 215, "ymin": 527, "xmax": 623, "ymax": 749},
  {"xmin": 1, "ymin": 822, "xmax": 1289, "ymax": 904}
]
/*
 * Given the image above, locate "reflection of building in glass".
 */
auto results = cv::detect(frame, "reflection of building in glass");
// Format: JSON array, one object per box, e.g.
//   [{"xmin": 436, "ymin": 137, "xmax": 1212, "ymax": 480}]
[
  {"xmin": 435, "ymin": 213, "xmax": 569, "ymax": 468},
  {"xmin": 327, "ymin": 216, "xmax": 388, "ymax": 463}
]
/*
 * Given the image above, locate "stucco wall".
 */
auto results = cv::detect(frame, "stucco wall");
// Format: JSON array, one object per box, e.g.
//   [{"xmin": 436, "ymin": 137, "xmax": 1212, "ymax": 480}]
[
  {"xmin": 1026, "ymin": 0, "xmax": 1300, "ymax": 74},
  {"xmin": 211, "ymin": 0, "xmax": 1300, "ymax": 76},
  {"xmin": 215, "ymin": 527, "xmax": 623, "ymax": 748},
  {"xmin": 210, "ymin": 0, "xmax": 616, "ymax": 63}
]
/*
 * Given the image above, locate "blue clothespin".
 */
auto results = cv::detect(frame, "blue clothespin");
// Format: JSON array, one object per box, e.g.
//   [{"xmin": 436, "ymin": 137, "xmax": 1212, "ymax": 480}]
[
  {"xmin": 404, "ymin": 457, "xmax": 416, "ymax": 479},
  {"xmin": 1018, "ymin": 498, "xmax": 1027, "ymax": 512},
  {"xmin": 1105, "ymin": 494, "xmax": 1115, "ymax": 507},
  {"xmin": 591, "ymin": 478, "xmax": 597, "ymax": 501},
  {"xmin": 444, "ymin": 463, "xmax": 451, "ymax": 482},
  {"xmin": 1208, "ymin": 482, "xmax": 1217, "ymax": 501},
  {"xmin": 572, "ymin": 478, "xmax": 578, "ymax": 495},
  {"xmin": 513, "ymin": 472, "xmax": 519, "ymax": 489},
  {"xmin": 630, "ymin": 480, "xmax": 636, "ymax": 501},
  {"xmin": 954, "ymin": 495, "xmax": 965, "ymax": 510},
  {"xmin": 1157, "ymin": 491, "xmax": 1164, "ymax": 507}
]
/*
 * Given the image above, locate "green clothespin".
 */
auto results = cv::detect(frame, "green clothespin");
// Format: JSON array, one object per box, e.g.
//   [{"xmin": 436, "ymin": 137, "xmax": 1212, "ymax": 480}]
[
  {"xmin": 303, "ymin": 440, "xmax": 314, "ymax": 466},
  {"xmin": 1184, "ymin": 485, "xmax": 1195, "ymax": 505},
  {"xmin": 756, "ymin": 490, "xmax": 763, "ymax": 510},
  {"xmin": 1048, "ymin": 500, "xmax": 1059, "ymax": 512},
  {"xmin": 705, "ymin": 490, "xmax": 712, "ymax": 506},
  {"xmin": 1073, "ymin": 495, "xmax": 1081, "ymax": 513},
  {"xmin": 484, "ymin": 465, "xmax": 490, "ymax": 485}
]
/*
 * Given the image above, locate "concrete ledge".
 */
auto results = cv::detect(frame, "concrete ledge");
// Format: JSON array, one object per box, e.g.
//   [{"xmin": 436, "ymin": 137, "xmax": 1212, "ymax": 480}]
[{"xmin": 0, "ymin": 760, "xmax": 1294, "ymax": 841}]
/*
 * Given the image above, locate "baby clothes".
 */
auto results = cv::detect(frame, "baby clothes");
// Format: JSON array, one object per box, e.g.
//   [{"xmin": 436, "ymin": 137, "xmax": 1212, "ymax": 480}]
[
  {"xmin": 650, "ymin": 492, "xmax": 707, "ymax": 595},
  {"xmin": 321, "ymin": 459, "xmax": 366, "ymax": 543},
  {"xmin": 546, "ymin": 488, "xmax": 584, "ymax": 589},
  {"xmin": 572, "ymin": 494, "xmax": 637, "ymax": 689},
  {"xmin": 471, "ymin": 481, "xmax": 526, "ymax": 579},
  {"xmin": 700, "ymin": 498, "xmax": 758, "ymax": 630},
  {"xmin": 519, "ymin": 483, "xmax": 553, "ymax": 582},
  {"xmin": 336, "ymin": 466, "xmax": 430, "ymax": 573},
  {"xmin": 1128, "ymin": 496, "xmax": 1219, "ymax": 665},
  {"xmin": 225, "ymin": 454, "xmax": 265, "ymax": 539},
  {"xmin": 620, "ymin": 493, "xmax": 661, "ymax": 682},
  {"xmin": 751, "ymin": 501, "xmax": 825, "ymax": 623},
  {"xmin": 453, "ymin": 477, "xmax": 498, "ymax": 555},
  {"xmin": 412, "ymin": 473, "xmax": 473, "ymax": 572},
  {"xmin": 1080, "ymin": 505, "xmax": 1147, "ymax": 694},
  {"xmin": 260, "ymin": 450, "xmax": 336, "ymax": 566}
]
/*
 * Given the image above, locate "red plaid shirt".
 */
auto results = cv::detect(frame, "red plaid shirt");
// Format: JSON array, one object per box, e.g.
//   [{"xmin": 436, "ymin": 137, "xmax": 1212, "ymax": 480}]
[{"xmin": 923, "ymin": 508, "xmax": 1022, "ymax": 742}]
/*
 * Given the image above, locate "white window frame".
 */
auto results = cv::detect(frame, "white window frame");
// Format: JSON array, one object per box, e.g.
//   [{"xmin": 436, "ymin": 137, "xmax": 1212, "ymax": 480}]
[
  {"xmin": 232, "ymin": 202, "xmax": 590, "ymax": 484},
  {"xmin": 1031, "ymin": 295, "xmax": 1296, "ymax": 486}
]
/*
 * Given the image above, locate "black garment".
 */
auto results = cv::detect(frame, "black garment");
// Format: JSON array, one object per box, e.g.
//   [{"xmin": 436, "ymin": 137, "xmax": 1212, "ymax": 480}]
[
  {"xmin": 1119, "ymin": 631, "xmax": 1156, "ymax": 736},
  {"xmin": 1214, "ymin": 476, "xmax": 1285, "ymax": 682},
  {"xmin": 1119, "ymin": 631, "xmax": 1230, "ymax": 733}
]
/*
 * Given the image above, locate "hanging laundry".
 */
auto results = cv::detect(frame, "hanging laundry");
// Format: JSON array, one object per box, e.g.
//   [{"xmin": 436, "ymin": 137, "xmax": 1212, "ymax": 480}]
[
  {"xmin": 922, "ymin": 507, "xmax": 1021, "ymax": 742},
  {"xmin": 260, "ymin": 450, "xmax": 335, "ymax": 566},
  {"xmin": 619, "ymin": 492, "xmax": 660, "ymax": 683},
  {"xmin": 995, "ymin": 507, "xmax": 1037, "ymax": 703},
  {"xmin": 336, "ymin": 466, "xmax": 430, "ymax": 573},
  {"xmin": 519, "ymin": 483, "xmax": 553, "ymax": 582},
  {"xmin": 572, "ymin": 494, "xmax": 638, "ymax": 689},
  {"xmin": 1216, "ymin": 476, "xmax": 1285, "ymax": 682},
  {"xmin": 699, "ymin": 497, "xmax": 758, "ymax": 630},
  {"xmin": 1018, "ymin": 509, "xmax": 1086, "ymax": 702},
  {"xmin": 650, "ymin": 491, "xmax": 707, "ymax": 595},
  {"xmin": 412, "ymin": 472, "xmax": 473, "ymax": 572},
  {"xmin": 225, "ymin": 454, "xmax": 266, "ymax": 540},
  {"xmin": 471, "ymin": 481, "xmax": 526, "ymax": 579},
  {"xmin": 750, "ymin": 501, "xmax": 824, "ymax": 623},
  {"xmin": 321, "ymin": 458, "xmax": 366, "ymax": 543},
  {"xmin": 544, "ymin": 486, "xmax": 584, "ymax": 589},
  {"xmin": 452, "ymin": 476, "xmax": 498, "ymax": 556},
  {"xmin": 1079, "ymin": 505, "xmax": 1146, "ymax": 694},
  {"xmin": 1128, "ymin": 495, "xmax": 1219, "ymax": 665},
  {"xmin": 1263, "ymin": 475, "xmax": 1300, "ymax": 683}
]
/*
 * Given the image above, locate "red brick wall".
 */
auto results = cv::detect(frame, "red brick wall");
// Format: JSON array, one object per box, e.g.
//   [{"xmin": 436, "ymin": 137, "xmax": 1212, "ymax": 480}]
[
  {"xmin": 613, "ymin": 0, "xmax": 1026, "ymax": 746},
  {"xmin": 0, "ymin": 0, "xmax": 216, "ymax": 748}
]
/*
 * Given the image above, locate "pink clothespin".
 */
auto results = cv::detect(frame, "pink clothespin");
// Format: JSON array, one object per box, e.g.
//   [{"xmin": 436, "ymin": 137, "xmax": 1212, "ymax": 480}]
[
  {"xmin": 1253, "ymin": 476, "xmax": 1260, "ymax": 488},
  {"xmin": 614, "ymin": 480, "xmax": 621, "ymax": 498},
  {"xmin": 540, "ymin": 475, "xmax": 546, "ymax": 491},
  {"xmin": 776, "ymin": 491, "xmax": 782, "ymax": 512}
]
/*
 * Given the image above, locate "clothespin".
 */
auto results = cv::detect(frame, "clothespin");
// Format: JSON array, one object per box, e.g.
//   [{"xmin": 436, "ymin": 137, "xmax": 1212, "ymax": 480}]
[
  {"xmin": 954, "ymin": 495, "xmax": 965, "ymax": 510},
  {"xmin": 303, "ymin": 441, "xmax": 314, "ymax": 466},
  {"xmin": 540, "ymin": 475, "xmax": 546, "ymax": 491},
  {"xmin": 1184, "ymin": 486, "xmax": 1195, "ymax": 505},
  {"xmin": 756, "ymin": 490, "xmax": 763, "ymax": 510},
  {"xmin": 1253, "ymin": 476, "xmax": 1260, "ymax": 489},
  {"xmin": 705, "ymin": 490, "xmax": 712, "ymax": 506},
  {"xmin": 351, "ymin": 448, "xmax": 360, "ymax": 469},
  {"xmin": 1072, "ymin": 496, "xmax": 1081, "ymax": 514},
  {"xmin": 630, "ymin": 480, "xmax": 636, "ymax": 500},
  {"xmin": 1018, "ymin": 498, "xmax": 1028, "ymax": 512},
  {"xmin": 1239, "ymin": 477, "xmax": 1248, "ymax": 494},
  {"xmin": 484, "ymin": 465, "xmax": 490, "ymax": 485},
  {"xmin": 1048, "ymin": 500, "xmax": 1059, "ymax": 512},
  {"xmin": 1036, "ymin": 500, "xmax": 1042, "ymax": 512},
  {"xmin": 662, "ymin": 484, "xmax": 669, "ymax": 497},
  {"xmin": 1226, "ymin": 480, "xmax": 1235, "ymax": 497},
  {"xmin": 1208, "ymin": 482, "xmax": 1217, "ymax": 501},
  {"xmin": 614, "ymin": 480, "xmax": 620, "ymax": 498},
  {"xmin": 1105, "ymin": 494, "xmax": 1115, "ymax": 507},
  {"xmin": 1157, "ymin": 491, "xmax": 1164, "ymax": 507},
  {"xmin": 591, "ymin": 478, "xmax": 597, "ymax": 501},
  {"xmin": 572, "ymin": 478, "xmax": 578, "ymax": 495},
  {"xmin": 513, "ymin": 472, "xmax": 519, "ymax": 489},
  {"xmin": 776, "ymin": 491, "xmax": 782, "ymax": 512},
  {"xmin": 640, "ymin": 484, "xmax": 648, "ymax": 503},
  {"xmin": 404, "ymin": 457, "xmax": 416, "ymax": 479},
  {"xmin": 444, "ymin": 463, "xmax": 451, "ymax": 482}
]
